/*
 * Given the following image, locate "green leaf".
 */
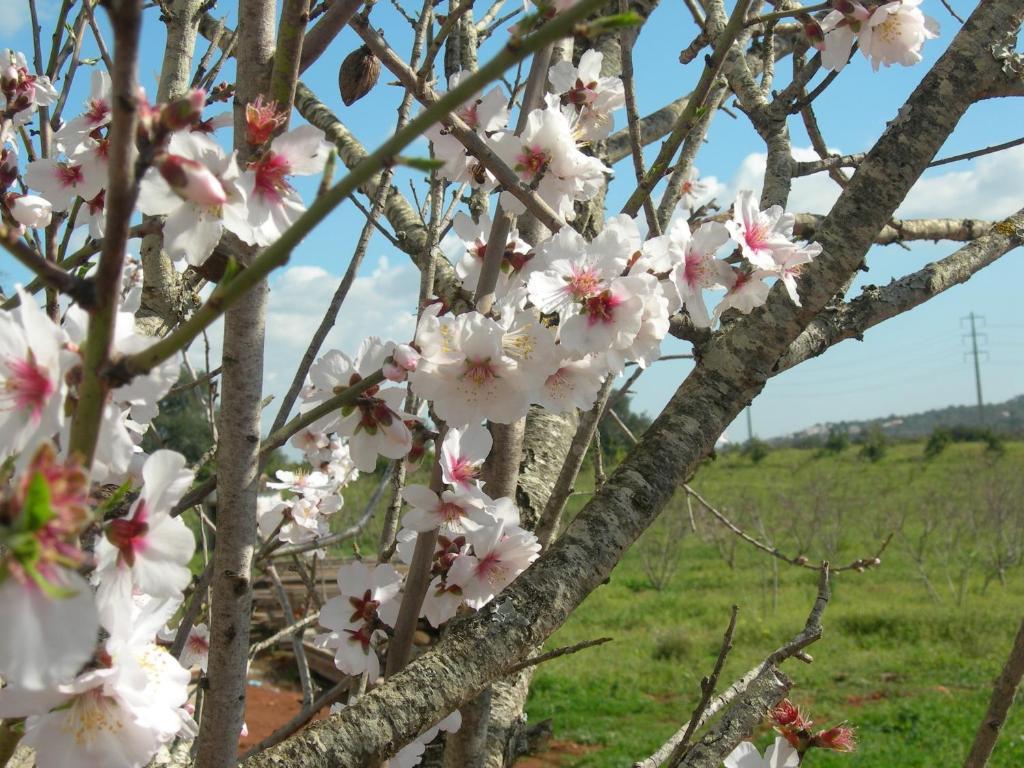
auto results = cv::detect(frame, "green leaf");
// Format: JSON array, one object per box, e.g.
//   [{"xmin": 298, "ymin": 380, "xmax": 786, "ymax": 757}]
[{"xmin": 18, "ymin": 472, "xmax": 54, "ymax": 533}]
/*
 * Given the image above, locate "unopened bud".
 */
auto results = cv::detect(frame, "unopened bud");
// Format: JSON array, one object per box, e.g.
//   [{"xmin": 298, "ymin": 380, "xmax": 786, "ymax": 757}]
[
  {"xmin": 8, "ymin": 193, "xmax": 53, "ymax": 228},
  {"xmin": 383, "ymin": 361, "xmax": 407, "ymax": 383},
  {"xmin": 0, "ymin": 148, "xmax": 18, "ymax": 191},
  {"xmin": 795, "ymin": 554, "xmax": 809, "ymax": 565},
  {"xmin": 393, "ymin": 344, "xmax": 420, "ymax": 372},
  {"xmin": 157, "ymin": 153, "xmax": 227, "ymax": 207},
  {"xmin": 803, "ymin": 19, "xmax": 825, "ymax": 50},
  {"xmin": 162, "ymin": 89, "xmax": 207, "ymax": 132},
  {"xmin": 833, "ymin": 0, "xmax": 870, "ymax": 20}
]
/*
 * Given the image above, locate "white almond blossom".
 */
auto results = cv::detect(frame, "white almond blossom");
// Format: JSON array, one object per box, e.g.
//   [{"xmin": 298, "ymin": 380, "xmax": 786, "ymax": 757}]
[
  {"xmin": 401, "ymin": 484, "xmax": 489, "ymax": 534},
  {"xmin": 247, "ymin": 124, "xmax": 331, "ymax": 246},
  {"xmin": 316, "ymin": 562, "xmax": 403, "ymax": 679},
  {"xmin": 24, "ymin": 150, "xmax": 105, "ymax": 213},
  {"xmin": 491, "ymin": 102, "xmax": 609, "ymax": 221},
  {"xmin": 301, "ymin": 340, "xmax": 413, "ymax": 472},
  {"xmin": 647, "ymin": 218, "xmax": 733, "ymax": 329},
  {"xmin": 440, "ymin": 424, "xmax": 492, "ymax": 492},
  {"xmin": 725, "ymin": 190, "xmax": 796, "ymax": 270},
  {"xmin": 859, "ymin": 0, "xmax": 939, "ymax": 70},
  {"xmin": 94, "ymin": 451, "xmax": 196, "ymax": 611},
  {"xmin": 8, "ymin": 193, "xmax": 53, "ymax": 228},
  {"xmin": 410, "ymin": 310, "xmax": 533, "ymax": 427},
  {"xmin": 535, "ymin": 356, "xmax": 607, "ymax": 413},
  {"xmin": 136, "ymin": 131, "xmax": 254, "ymax": 265},
  {"xmin": 53, "ymin": 69, "xmax": 112, "ymax": 154},
  {"xmin": 548, "ymin": 49, "xmax": 625, "ymax": 141},
  {"xmin": 724, "ymin": 737, "xmax": 799, "ymax": 768},
  {"xmin": 0, "ymin": 289, "xmax": 71, "ymax": 459},
  {"xmin": 447, "ymin": 522, "xmax": 540, "ymax": 609}
]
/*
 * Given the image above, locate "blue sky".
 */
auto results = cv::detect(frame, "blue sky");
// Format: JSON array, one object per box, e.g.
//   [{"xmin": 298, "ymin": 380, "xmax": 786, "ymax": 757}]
[{"xmin": 1, "ymin": 0, "xmax": 1020, "ymax": 440}]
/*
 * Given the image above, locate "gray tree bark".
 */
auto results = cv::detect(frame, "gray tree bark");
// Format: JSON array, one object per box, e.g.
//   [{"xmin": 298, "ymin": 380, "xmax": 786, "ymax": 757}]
[{"xmin": 194, "ymin": 1, "xmax": 275, "ymax": 766}]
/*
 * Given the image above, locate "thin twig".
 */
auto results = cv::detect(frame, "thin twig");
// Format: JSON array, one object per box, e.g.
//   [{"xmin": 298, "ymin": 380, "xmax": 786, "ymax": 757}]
[
  {"xmin": 504, "ymin": 636, "xmax": 613, "ymax": 675},
  {"xmin": 686, "ymin": 484, "xmax": 892, "ymax": 573},
  {"xmin": 665, "ymin": 606, "xmax": 739, "ymax": 767}
]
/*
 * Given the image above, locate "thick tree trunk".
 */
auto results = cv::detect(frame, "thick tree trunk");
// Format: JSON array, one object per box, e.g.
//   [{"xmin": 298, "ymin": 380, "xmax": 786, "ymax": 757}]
[{"xmin": 194, "ymin": 1, "xmax": 275, "ymax": 766}]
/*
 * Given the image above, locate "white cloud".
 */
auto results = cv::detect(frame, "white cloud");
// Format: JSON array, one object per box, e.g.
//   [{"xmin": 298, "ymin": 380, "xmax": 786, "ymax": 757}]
[
  {"xmin": 897, "ymin": 145, "xmax": 1024, "ymax": 220},
  {"xmin": 725, "ymin": 144, "xmax": 1024, "ymax": 222},
  {"xmin": 728, "ymin": 147, "xmax": 842, "ymax": 215}
]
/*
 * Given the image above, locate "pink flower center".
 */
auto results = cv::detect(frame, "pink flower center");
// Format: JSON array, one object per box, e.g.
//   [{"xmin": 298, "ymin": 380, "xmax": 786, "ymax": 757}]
[
  {"xmin": 682, "ymin": 254, "xmax": 708, "ymax": 289},
  {"xmin": 584, "ymin": 290, "xmax": 623, "ymax": 326},
  {"xmin": 743, "ymin": 221, "xmax": 770, "ymax": 252},
  {"xmin": 344, "ymin": 624, "xmax": 373, "ymax": 653},
  {"xmin": 85, "ymin": 98, "xmax": 109, "ymax": 126},
  {"xmin": 252, "ymin": 152, "xmax": 293, "ymax": 202},
  {"xmin": 348, "ymin": 588, "xmax": 381, "ymax": 623},
  {"xmin": 446, "ymin": 454, "xmax": 479, "ymax": 487},
  {"xmin": 565, "ymin": 79, "xmax": 598, "ymax": 107},
  {"xmin": 186, "ymin": 633, "xmax": 210, "ymax": 655},
  {"xmin": 565, "ymin": 264, "xmax": 602, "ymax": 300},
  {"xmin": 106, "ymin": 505, "xmax": 149, "ymax": 568},
  {"xmin": 474, "ymin": 551, "xmax": 506, "ymax": 583},
  {"xmin": 86, "ymin": 189, "xmax": 105, "ymax": 216},
  {"xmin": 437, "ymin": 501, "xmax": 466, "ymax": 524},
  {"xmin": 57, "ymin": 163, "xmax": 84, "ymax": 189},
  {"xmin": 515, "ymin": 145, "xmax": 549, "ymax": 178},
  {"xmin": 457, "ymin": 102, "xmax": 479, "ymax": 130},
  {"xmin": 462, "ymin": 359, "xmax": 498, "ymax": 386},
  {"xmin": 3, "ymin": 353, "xmax": 53, "ymax": 421}
]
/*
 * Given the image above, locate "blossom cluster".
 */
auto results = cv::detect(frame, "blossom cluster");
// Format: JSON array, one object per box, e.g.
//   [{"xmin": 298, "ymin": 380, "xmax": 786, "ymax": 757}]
[{"xmin": 806, "ymin": 0, "xmax": 940, "ymax": 72}]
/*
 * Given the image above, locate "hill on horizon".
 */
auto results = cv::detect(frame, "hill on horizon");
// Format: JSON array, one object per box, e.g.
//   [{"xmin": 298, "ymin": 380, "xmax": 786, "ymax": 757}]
[{"xmin": 777, "ymin": 394, "xmax": 1024, "ymax": 444}]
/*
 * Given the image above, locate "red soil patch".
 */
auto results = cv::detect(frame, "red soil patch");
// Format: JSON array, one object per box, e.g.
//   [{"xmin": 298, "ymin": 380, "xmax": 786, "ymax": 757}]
[
  {"xmin": 238, "ymin": 680, "xmax": 332, "ymax": 753},
  {"xmin": 517, "ymin": 740, "xmax": 601, "ymax": 767}
]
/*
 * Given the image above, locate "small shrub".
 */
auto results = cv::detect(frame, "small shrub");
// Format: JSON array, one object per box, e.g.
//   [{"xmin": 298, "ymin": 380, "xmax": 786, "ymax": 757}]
[
  {"xmin": 743, "ymin": 437, "xmax": 770, "ymax": 464},
  {"xmin": 819, "ymin": 427, "xmax": 850, "ymax": 457},
  {"xmin": 651, "ymin": 631, "xmax": 692, "ymax": 661},
  {"xmin": 924, "ymin": 427, "xmax": 952, "ymax": 459},
  {"xmin": 859, "ymin": 426, "xmax": 888, "ymax": 463}
]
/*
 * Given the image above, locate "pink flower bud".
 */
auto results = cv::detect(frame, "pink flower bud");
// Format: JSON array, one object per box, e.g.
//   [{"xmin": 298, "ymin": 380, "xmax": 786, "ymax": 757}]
[
  {"xmin": 383, "ymin": 361, "xmax": 407, "ymax": 383},
  {"xmin": 803, "ymin": 19, "xmax": 825, "ymax": 50},
  {"xmin": 157, "ymin": 153, "xmax": 228, "ymax": 207},
  {"xmin": 8, "ymin": 193, "xmax": 53, "ymax": 228},
  {"xmin": 161, "ymin": 89, "xmax": 207, "ymax": 131},
  {"xmin": 0, "ymin": 148, "xmax": 18, "ymax": 191},
  {"xmin": 393, "ymin": 344, "xmax": 420, "ymax": 372},
  {"xmin": 833, "ymin": 0, "xmax": 870, "ymax": 20}
]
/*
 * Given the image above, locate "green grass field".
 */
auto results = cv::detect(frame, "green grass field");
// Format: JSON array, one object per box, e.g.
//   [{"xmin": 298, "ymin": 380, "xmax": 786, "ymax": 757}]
[{"xmin": 520, "ymin": 441, "xmax": 1024, "ymax": 766}]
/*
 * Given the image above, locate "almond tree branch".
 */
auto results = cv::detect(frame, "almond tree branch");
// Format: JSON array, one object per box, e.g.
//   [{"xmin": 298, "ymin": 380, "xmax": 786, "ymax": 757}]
[
  {"xmin": 66, "ymin": 0, "xmax": 143, "ymax": 468},
  {"xmin": 349, "ymin": 16, "xmax": 568, "ymax": 233},
  {"xmin": 194, "ymin": 0, "xmax": 277, "ymax": 763},
  {"xmin": 0, "ymin": 225, "xmax": 96, "ymax": 308},
  {"xmin": 777, "ymin": 208, "xmax": 1024, "ymax": 373}
]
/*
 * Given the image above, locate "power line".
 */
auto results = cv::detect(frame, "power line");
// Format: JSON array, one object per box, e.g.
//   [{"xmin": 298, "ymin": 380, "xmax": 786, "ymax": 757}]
[{"xmin": 961, "ymin": 312, "xmax": 988, "ymax": 425}]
